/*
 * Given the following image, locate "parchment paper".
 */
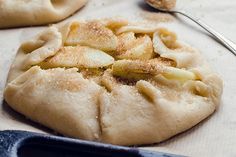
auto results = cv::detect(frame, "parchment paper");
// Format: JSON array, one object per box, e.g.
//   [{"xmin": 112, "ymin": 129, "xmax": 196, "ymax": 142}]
[{"xmin": 1, "ymin": 0, "xmax": 236, "ymax": 156}]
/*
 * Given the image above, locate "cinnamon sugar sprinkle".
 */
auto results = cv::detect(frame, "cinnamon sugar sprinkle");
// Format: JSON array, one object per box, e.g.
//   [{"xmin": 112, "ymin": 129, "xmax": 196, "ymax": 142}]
[
  {"xmin": 140, "ymin": 11, "xmax": 174, "ymax": 23},
  {"xmin": 145, "ymin": 0, "xmax": 176, "ymax": 10}
]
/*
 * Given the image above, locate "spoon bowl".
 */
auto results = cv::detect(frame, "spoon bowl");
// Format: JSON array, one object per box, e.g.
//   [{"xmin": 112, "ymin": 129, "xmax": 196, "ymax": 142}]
[{"xmin": 145, "ymin": 0, "xmax": 176, "ymax": 12}]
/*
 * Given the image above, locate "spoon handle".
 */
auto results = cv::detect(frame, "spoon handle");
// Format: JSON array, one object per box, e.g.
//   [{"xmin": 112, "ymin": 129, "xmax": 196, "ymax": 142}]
[{"xmin": 176, "ymin": 11, "xmax": 236, "ymax": 56}]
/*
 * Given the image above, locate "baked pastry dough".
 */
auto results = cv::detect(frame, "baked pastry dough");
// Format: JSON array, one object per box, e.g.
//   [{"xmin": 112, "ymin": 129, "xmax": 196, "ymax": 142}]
[
  {"xmin": 0, "ymin": 0, "xmax": 87, "ymax": 28},
  {"xmin": 4, "ymin": 18, "xmax": 223, "ymax": 145}
]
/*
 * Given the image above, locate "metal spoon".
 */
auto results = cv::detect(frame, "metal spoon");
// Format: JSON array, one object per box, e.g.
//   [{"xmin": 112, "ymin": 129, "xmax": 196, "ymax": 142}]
[{"xmin": 145, "ymin": 0, "xmax": 236, "ymax": 56}]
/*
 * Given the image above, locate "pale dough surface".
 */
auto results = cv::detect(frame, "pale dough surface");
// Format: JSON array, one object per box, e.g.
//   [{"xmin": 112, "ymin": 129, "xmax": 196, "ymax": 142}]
[
  {"xmin": 0, "ymin": 0, "xmax": 87, "ymax": 28},
  {"xmin": 0, "ymin": 0, "xmax": 236, "ymax": 156}
]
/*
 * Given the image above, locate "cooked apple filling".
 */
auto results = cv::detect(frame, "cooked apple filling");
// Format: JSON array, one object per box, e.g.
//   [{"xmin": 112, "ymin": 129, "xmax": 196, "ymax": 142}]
[{"xmin": 36, "ymin": 19, "xmax": 198, "ymax": 86}]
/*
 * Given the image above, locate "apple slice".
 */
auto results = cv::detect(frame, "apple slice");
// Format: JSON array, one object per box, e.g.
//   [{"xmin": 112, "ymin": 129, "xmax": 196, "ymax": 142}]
[
  {"xmin": 65, "ymin": 21, "xmax": 118, "ymax": 51},
  {"xmin": 39, "ymin": 46, "xmax": 114, "ymax": 69},
  {"xmin": 112, "ymin": 59, "xmax": 196, "ymax": 82},
  {"xmin": 116, "ymin": 33, "xmax": 154, "ymax": 60}
]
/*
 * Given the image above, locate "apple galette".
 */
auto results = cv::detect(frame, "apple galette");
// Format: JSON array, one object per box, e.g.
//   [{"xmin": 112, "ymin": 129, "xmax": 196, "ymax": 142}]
[{"xmin": 4, "ymin": 18, "xmax": 223, "ymax": 145}]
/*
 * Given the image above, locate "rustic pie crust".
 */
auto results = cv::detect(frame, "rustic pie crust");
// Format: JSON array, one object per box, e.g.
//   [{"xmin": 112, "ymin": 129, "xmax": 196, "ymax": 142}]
[
  {"xmin": 4, "ymin": 18, "xmax": 223, "ymax": 145},
  {"xmin": 0, "ymin": 0, "xmax": 87, "ymax": 28}
]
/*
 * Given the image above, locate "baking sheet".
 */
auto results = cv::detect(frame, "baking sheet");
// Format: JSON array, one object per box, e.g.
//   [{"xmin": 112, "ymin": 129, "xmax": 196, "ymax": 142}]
[{"xmin": 1, "ymin": 0, "xmax": 236, "ymax": 156}]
